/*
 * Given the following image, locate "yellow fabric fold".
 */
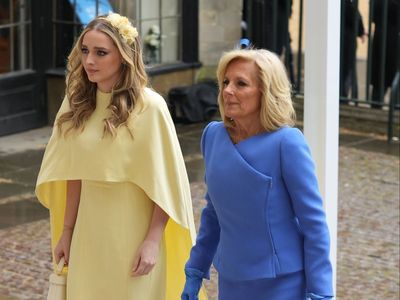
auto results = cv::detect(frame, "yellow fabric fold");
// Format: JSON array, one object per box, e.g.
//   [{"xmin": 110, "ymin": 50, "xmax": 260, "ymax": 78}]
[{"xmin": 36, "ymin": 88, "xmax": 207, "ymax": 300}]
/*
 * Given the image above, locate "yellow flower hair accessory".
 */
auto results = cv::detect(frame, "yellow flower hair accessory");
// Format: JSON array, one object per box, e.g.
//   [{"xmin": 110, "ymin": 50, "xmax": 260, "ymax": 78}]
[{"xmin": 105, "ymin": 13, "xmax": 138, "ymax": 45}]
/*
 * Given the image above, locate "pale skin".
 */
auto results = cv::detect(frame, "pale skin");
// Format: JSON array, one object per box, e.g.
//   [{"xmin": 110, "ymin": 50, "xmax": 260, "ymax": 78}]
[
  {"xmin": 131, "ymin": 205, "xmax": 169, "ymax": 277},
  {"xmin": 222, "ymin": 58, "xmax": 264, "ymax": 143},
  {"xmin": 54, "ymin": 29, "xmax": 170, "ymax": 277},
  {"xmin": 81, "ymin": 29, "xmax": 123, "ymax": 93},
  {"xmin": 54, "ymin": 180, "xmax": 81, "ymax": 264}
]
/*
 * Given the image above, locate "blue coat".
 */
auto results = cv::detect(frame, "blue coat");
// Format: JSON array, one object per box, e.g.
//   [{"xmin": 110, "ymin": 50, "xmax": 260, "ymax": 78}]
[{"xmin": 186, "ymin": 121, "xmax": 333, "ymax": 296}]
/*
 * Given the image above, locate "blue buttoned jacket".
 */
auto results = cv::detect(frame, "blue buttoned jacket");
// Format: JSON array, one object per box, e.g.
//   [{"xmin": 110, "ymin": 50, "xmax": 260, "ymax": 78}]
[{"xmin": 186, "ymin": 121, "xmax": 333, "ymax": 296}]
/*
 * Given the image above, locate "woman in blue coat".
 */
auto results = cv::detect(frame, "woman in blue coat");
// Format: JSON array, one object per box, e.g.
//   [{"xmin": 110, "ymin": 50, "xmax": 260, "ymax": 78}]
[{"xmin": 181, "ymin": 48, "xmax": 333, "ymax": 300}]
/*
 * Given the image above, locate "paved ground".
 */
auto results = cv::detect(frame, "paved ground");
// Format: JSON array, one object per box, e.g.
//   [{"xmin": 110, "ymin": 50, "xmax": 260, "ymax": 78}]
[{"xmin": 0, "ymin": 123, "xmax": 399, "ymax": 300}]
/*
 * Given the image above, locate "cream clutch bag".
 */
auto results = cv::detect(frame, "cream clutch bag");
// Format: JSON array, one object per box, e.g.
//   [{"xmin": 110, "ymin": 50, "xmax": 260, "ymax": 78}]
[{"xmin": 47, "ymin": 257, "xmax": 67, "ymax": 300}]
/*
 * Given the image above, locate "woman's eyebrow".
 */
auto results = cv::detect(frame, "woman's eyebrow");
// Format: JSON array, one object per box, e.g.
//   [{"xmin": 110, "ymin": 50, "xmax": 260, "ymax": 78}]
[{"xmin": 81, "ymin": 44, "xmax": 109, "ymax": 51}]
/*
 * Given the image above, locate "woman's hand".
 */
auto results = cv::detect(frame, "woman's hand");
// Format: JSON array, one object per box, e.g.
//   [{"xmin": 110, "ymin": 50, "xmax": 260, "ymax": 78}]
[
  {"xmin": 131, "ymin": 204, "xmax": 169, "ymax": 277},
  {"xmin": 54, "ymin": 227, "xmax": 73, "ymax": 264},
  {"xmin": 181, "ymin": 268, "xmax": 205, "ymax": 300},
  {"xmin": 131, "ymin": 239, "xmax": 160, "ymax": 277},
  {"xmin": 54, "ymin": 180, "xmax": 81, "ymax": 265}
]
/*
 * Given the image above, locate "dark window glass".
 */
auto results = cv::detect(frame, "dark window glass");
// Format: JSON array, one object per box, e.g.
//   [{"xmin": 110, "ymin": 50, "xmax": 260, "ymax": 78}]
[
  {"xmin": 0, "ymin": 0, "xmax": 31, "ymax": 74},
  {"xmin": 52, "ymin": 0, "xmax": 112, "ymax": 67}
]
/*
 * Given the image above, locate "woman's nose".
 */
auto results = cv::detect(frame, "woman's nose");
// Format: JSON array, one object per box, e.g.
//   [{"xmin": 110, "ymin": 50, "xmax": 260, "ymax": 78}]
[
  {"xmin": 86, "ymin": 53, "xmax": 95, "ymax": 65},
  {"xmin": 224, "ymin": 83, "xmax": 234, "ymax": 95}
]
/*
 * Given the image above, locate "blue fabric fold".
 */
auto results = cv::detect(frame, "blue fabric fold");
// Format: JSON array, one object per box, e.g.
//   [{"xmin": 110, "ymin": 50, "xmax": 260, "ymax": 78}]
[{"xmin": 307, "ymin": 292, "xmax": 334, "ymax": 299}]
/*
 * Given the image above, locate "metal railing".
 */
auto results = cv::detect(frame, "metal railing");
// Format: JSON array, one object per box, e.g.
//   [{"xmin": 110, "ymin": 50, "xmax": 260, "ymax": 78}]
[
  {"xmin": 388, "ymin": 71, "xmax": 400, "ymax": 141},
  {"xmin": 244, "ymin": 0, "xmax": 399, "ymax": 140}
]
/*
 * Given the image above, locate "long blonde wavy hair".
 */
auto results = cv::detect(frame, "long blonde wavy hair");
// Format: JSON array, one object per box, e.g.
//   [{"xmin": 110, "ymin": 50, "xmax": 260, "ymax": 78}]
[
  {"xmin": 216, "ymin": 49, "xmax": 295, "ymax": 131},
  {"xmin": 57, "ymin": 15, "xmax": 147, "ymax": 137}
]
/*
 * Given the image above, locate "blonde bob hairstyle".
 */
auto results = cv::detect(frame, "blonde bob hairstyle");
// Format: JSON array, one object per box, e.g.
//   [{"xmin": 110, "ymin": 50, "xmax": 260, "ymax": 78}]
[
  {"xmin": 216, "ymin": 49, "xmax": 295, "ymax": 131},
  {"xmin": 57, "ymin": 15, "xmax": 147, "ymax": 137}
]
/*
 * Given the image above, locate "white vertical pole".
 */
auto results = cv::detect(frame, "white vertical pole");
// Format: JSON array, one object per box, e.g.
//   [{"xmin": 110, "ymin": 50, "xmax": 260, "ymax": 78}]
[{"xmin": 304, "ymin": 0, "xmax": 340, "ymax": 297}]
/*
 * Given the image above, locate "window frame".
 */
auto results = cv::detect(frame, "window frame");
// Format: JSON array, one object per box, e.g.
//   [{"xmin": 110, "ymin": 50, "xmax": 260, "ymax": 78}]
[
  {"xmin": 46, "ymin": 0, "xmax": 199, "ymax": 74},
  {"xmin": 0, "ymin": 0, "xmax": 32, "ymax": 75}
]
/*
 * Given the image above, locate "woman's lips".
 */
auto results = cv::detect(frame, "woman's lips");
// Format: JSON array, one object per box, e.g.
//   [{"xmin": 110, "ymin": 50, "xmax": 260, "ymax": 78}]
[{"xmin": 86, "ymin": 69, "xmax": 98, "ymax": 74}]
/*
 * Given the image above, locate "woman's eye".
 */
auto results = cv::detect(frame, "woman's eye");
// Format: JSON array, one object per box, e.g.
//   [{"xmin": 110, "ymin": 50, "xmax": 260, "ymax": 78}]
[
  {"xmin": 97, "ymin": 50, "xmax": 107, "ymax": 56},
  {"xmin": 81, "ymin": 48, "xmax": 88, "ymax": 54},
  {"xmin": 237, "ymin": 80, "xmax": 247, "ymax": 87},
  {"xmin": 222, "ymin": 79, "xmax": 229, "ymax": 86}
]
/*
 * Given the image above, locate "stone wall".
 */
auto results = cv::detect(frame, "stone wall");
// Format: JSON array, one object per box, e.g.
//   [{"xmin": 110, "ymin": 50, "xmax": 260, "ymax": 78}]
[
  {"xmin": 149, "ymin": 69, "xmax": 196, "ymax": 98},
  {"xmin": 198, "ymin": 0, "xmax": 242, "ymax": 74}
]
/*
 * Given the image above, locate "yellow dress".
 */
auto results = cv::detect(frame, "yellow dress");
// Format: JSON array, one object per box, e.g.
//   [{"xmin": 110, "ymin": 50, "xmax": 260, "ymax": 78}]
[{"xmin": 36, "ymin": 89, "xmax": 207, "ymax": 300}]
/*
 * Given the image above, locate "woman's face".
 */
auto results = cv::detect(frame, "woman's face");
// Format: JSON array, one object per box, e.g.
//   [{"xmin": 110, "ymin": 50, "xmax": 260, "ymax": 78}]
[
  {"xmin": 81, "ymin": 30, "xmax": 123, "ymax": 92},
  {"xmin": 222, "ymin": 58, "xmax": 262, "ymax": 123}
]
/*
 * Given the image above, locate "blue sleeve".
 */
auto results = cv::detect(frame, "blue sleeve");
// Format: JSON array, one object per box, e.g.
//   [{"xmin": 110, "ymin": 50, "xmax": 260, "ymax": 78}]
[
  {"xmin": 281, "ymin": 128, "xmax": 334, "ymax": 297},
  {"xmin": 185, "ymin": 122, "xmax": 221, "ymax": 279}
]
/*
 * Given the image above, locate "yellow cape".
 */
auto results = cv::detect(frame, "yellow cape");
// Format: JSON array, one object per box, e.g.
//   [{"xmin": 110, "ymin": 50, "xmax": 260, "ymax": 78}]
[{"xmin": 35, "ymin": 88, "xmax": 207, "ymax": 300}]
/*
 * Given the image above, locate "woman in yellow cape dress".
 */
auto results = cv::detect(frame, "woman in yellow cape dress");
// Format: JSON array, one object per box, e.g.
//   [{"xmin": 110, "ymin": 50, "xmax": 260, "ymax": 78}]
[{"xmin": 35, "ymin": 13, "xmax": 207, "ymax": 300}]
